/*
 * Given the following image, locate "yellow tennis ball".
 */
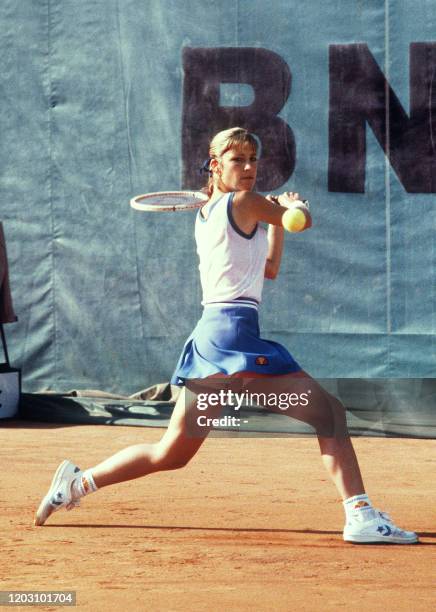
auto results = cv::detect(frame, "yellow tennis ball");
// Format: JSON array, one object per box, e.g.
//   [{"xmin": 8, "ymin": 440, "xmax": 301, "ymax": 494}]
[{"xmin": 282, "ymin": 207, "xmax": 308, "ymax": 232}]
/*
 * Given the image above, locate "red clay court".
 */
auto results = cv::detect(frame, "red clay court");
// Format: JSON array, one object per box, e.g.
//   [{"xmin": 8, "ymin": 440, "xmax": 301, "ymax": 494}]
[{"xmin": 1, "ymin": 421, "xmax": 435, "ymax": 611}]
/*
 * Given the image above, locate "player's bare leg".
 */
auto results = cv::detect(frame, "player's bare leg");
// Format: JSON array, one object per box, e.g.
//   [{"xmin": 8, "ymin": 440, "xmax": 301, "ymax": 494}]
[
  {"xmin": 288, "ymin": 370, "xmax": 365, "ymax": 499},
  {"xmin": 251, "ymin": 369, "xmax": 417, "ymax": 543},
  {"xmin": 236, "ymin": 370, "xmax": 365, "ymax": 499},
  {"xmin": 90, "ymin": 386, "xmax": 220, "ymax": 488},
  {"xmin": 34, "ymin": 386, "xmax": 220, "ymax": 525}
]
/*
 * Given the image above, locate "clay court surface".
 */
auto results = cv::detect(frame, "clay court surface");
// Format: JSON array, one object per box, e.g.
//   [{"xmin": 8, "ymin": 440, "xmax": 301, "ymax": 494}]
[{"xmin": 1, "ymin": 421, "xmax": 435, "ymax": 611}]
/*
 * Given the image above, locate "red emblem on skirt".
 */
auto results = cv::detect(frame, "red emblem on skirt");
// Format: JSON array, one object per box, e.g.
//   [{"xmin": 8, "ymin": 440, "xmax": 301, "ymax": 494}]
[{"xmin": 255, "ymin": 356, "xmax": 269, "ymax": 365}]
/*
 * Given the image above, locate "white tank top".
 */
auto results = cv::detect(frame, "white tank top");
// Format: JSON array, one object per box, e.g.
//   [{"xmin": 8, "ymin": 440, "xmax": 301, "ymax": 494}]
[{"xmin": 195, "ymin": 192, "xmax": 269, "ymax": 305}]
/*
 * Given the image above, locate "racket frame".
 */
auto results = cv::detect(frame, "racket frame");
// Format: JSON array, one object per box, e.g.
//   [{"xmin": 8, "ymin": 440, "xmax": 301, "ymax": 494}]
[{"xmin": 130, "ymin": 190, "xmax": 209, "ymax": 212}]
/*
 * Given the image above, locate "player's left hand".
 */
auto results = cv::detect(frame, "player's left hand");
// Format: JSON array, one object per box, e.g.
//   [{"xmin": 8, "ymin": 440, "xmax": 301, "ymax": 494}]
[{"xmin": 277, "ymin": 191, "xmax": 302, "ymax": 208}]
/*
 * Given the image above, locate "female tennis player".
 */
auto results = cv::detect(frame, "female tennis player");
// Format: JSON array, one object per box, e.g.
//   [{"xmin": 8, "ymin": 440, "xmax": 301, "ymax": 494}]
[{"xmin": 35, "ymin": 127, "xmax": 418, "ymax": 544}]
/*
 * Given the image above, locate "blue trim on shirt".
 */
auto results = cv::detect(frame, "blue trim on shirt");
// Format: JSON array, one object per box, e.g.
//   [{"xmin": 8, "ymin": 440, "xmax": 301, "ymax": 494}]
[
  {"xmin": 234, "ymin": 296, "xmax": 259, "ymax": 304},
  {"xmin": 198, "ymin": 193, "xmax": 225, "ymax": 222},
  {"xmin": 227, "ymin": 192, "xmax": 257, "ymax": 239},
  {"xmin": 204, "ymin": 297, "xmax": 260, "ymax": 308}
]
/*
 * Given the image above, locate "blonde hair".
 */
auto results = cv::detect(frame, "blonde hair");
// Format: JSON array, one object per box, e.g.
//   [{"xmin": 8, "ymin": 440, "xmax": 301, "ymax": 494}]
[{"xmin": 206, "ymin": 127, "xmax": 258, "ymax": 197}]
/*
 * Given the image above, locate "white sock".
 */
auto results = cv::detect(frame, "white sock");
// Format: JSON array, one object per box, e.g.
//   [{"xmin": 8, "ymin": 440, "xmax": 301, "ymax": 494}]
[
  {"xmin": 71, "ymin": 469, "xmax": 98, "ymax": 500},
  {"xmin": 343, "ymin": 494, "xmax": 377, "ymax": 523}
]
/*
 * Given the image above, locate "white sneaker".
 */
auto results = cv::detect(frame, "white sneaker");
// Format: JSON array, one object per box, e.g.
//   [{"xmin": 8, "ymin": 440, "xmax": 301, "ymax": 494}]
[
  {"xmin": 34, "ymin": 460, "xmax": 82, "ymax": 526},
  {"xmin": 343, "ymin": 508, "xmax": 419, "ymax": 544}
]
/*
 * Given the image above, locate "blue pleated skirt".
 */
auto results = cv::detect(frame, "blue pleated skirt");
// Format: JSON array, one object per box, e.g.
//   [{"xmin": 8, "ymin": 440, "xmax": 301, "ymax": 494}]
[{"xmin": 171, "ymin": 304, "xmax": 301, "ymax": 386}]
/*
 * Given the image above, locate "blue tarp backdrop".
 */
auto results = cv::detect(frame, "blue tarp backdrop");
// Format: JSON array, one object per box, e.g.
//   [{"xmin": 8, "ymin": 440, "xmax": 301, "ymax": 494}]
[{"xmin": 1, "ymin": 0, "xmax": 435, "ymax": 393}]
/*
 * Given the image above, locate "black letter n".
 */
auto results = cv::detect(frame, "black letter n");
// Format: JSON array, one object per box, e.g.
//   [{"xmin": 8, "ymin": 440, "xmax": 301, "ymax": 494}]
[{"xmin": 329, "ymin": 43, "xmax": 436, "ymax": 193}]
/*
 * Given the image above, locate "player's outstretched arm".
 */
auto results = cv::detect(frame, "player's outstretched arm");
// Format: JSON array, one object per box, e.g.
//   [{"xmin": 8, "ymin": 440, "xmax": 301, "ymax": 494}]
[{"xmin": 233, "ymin": 190, "xmax": 311, "ymax": 231}]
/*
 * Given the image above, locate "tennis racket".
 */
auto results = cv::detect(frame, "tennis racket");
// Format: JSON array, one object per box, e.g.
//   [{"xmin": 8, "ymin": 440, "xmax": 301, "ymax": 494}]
[{"xmin": 130, "ymin": 190, "xmax": 209, "ymax": 212}]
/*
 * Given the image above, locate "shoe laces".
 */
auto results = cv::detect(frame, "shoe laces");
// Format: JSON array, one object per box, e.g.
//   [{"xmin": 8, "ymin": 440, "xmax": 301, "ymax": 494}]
[
  {"xmin": 376, "ymin": 509, "xmax": 392, "ymax": 523},
  {"xmin": 375, "ymin": 509, "xmax": 410, "ymax": 535}
]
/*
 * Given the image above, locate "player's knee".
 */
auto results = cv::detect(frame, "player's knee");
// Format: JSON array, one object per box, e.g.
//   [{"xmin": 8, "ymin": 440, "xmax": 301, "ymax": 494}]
[
  {"xmin": 167, "ymin": 456, "xmax": 191, "ymax": 470},
  {"xmin": 333, "ymin": 397, "xmax": 348, "ymax": 422},
  {"xmin": 313, "ymin": 396, "xmax": 349, "ymax": 437},
  {"xmin": 150, "ymin": 444, "xmax": 191, "ymax": 471},
  {"xmin": 328, "ymin": 396, "xmax": 350, "ymax": 437},
  {"xmin": 160, "ymin": 455, "xmax": 191, "ymax": 471}
]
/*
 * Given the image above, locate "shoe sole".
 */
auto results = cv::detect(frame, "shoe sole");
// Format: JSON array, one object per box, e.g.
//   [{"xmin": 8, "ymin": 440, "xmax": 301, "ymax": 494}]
[
  {"xmin": 344, "ymin": 534, "xmax": 419, "ymax": 544},
  {"xmin": 34, "ymin": 460, "xmax": 75, "ymax": 527}
]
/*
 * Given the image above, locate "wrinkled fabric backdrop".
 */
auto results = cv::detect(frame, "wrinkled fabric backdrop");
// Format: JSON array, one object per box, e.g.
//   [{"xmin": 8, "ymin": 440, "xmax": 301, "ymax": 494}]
[{"xmin": 1, "ymin": 0, "xmax": 435, "ymax": 394}]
